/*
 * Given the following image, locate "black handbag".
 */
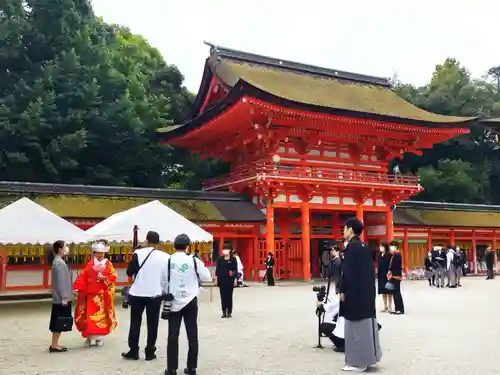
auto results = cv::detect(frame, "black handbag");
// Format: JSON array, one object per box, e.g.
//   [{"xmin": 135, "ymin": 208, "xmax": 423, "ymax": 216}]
[{"xmin": 56, "ymin": 316, "xmax": 74, "ymax": 332}]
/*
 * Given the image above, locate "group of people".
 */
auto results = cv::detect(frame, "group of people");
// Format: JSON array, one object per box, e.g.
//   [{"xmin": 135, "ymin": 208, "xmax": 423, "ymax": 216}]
[
  {"xmin": 319, "ymin": 218, "xmax": 384, "ymax": 372},
  {"xmin": 424, "ymin": 245, "xmax": 466, "ymax": 288},
  {"xmin": 377, "ymin": 242, "xmax": 405, "ymax": 315},
  {"xmin": 49, "ymin": 240, "xmax": 118, "ymax": 352},
  {"xmin": 49, "ymin": 231, "xmax": 218, "ymax": 375}
]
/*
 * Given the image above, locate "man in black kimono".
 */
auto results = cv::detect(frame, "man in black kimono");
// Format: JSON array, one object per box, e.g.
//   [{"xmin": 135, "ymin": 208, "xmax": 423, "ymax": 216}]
[
  {"xmin": 485, "ymin": 246, "xmax": 495, "ymax": 280},
  {"xmin": 339, "ymin": 218, "xmax": 381, "ymax": 372}
]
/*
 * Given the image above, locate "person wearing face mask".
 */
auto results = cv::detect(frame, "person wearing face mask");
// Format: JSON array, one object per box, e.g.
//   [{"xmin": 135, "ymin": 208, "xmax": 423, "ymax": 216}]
[
  {"xmin": 377, "ymin": 243, "xmax": 392, "ymax": 312},
  {"xmin": 263, "ymin": 252, "xmax": 275, "ymax": 286},
  {"xmin": 48, "ymin": 240, "xmax": 73, "ymax": 352},
  {"xmin": 215, "ymin": 248, "xmax": 238, "ymax": 318},
  {"xmin": 424, "ymin": 250, "xmax": 436, "ymax": 287},
  {"xmin": 73, "ymin": 240, "xmax": 117, "ymax": 347},
  {"xmin": 432, "ymin": 245, "xmax": 446, "ymax": 288},
  {"xmin": 387, "ymin": 241, "xmax": 404, "ymax": 315}
]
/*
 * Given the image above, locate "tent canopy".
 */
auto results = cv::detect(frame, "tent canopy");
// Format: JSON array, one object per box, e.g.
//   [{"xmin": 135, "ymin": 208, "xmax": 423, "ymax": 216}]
[
  {"xmin": 0, "ymin": 197, "xmax": 85, "ymax": 244},
  {"xmin": 84, "ymin": 200, "xmax": 213, "ymax": 243}
]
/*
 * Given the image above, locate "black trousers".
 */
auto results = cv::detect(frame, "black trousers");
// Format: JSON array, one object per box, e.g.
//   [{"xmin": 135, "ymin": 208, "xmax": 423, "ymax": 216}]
[
  {"xmin": 487, "ymin": 268, "xmax": 495, "ymax": 279},
  {"xmin": 320, "ymin": 322, "xmax": 344, "ymax": 348},
  {"xmin": 167, "ymin": 297, "xmax": 199, "ymax": 372},
  {"xmin": 428, "ymin": 275, "xmax": 435, "ymax": 286},
  {"xmin": 219, "ymin": 284, "xmax": 234, "ymax": 314},
  {"xmin": 263, "ymin": 268, "xmax": 275, "ymax": 286},
  {"xmin": 392, "ymin": 279, "xmax": 405, "ymax": 313},
  {"xmin": 128, "ymin": 296, "xmax": 162, "ymax": 354}
]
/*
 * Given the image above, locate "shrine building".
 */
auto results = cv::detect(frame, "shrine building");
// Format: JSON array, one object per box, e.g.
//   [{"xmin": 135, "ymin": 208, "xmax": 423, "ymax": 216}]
[
  {"xmin": 1, "ymin": 45, "xmax": 500, "ymax": 293},
  {"xmin": 158, "ymin": 44, "xmax": 483, "ymax": 280}
]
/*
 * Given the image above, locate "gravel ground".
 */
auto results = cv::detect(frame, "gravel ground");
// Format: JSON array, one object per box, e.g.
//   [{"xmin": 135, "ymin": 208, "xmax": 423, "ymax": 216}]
[{"xmin": 0, "ymin": 277, "xmax": 499, "ymax": 375}]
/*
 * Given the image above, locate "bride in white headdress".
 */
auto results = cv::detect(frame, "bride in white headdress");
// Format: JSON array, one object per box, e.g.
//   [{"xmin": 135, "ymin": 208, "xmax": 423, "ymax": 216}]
[{"xmin": 73, "ymin": 240, "xmax": 118, "ymax": 347}]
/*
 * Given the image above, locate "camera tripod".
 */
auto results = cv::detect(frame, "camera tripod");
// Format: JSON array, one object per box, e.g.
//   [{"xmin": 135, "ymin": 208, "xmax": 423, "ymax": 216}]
[{"xmin": 314, "ymin": 275, "xmax": 333, "ymax": 349}]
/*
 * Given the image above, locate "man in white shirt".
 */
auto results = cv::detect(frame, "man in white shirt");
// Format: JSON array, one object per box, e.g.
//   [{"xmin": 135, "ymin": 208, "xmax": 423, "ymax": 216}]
[
  {"xmin": 165, "ymin": 234, "xmax": 212, "ymax": 375},
  {"xmin": 122, "ymin": 231, "xmax": 169, "ymax": 361}
]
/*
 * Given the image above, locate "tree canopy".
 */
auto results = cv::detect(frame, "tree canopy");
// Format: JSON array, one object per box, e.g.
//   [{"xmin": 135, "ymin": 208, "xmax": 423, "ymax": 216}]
[
  {"xmin": 0, "ymin": 0, "xmax": 208, "ymax": 187},
  {"xmin": 394, "ymin": 58, "xmax": 500, "ymax": 204},
  {"xmin": 1, "ymin": 1, "xmax": 500, "ymax": 204}
]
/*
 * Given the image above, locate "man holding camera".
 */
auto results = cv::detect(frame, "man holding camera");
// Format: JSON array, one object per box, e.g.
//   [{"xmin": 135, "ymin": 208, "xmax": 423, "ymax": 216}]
[
  {"xmin": 164, "ymin": 234, "xmax": 212, "ymax": 375},
  {"xmin": 122, "ymin": 231, "xmax": 169, "ymax": 361},
  {"xmin": 339, "ymin": 218, "xmax": 381, "ymax": 372}
]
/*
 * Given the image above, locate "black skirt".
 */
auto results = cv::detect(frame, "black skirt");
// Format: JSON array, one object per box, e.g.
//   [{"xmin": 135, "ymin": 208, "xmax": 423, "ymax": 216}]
[
  {"xmin": 377, "ymin": 275, "xmax": 391, "ymax": 295},
  {"xmin": 49, "ymin": 302, "xmax": 73, "ymax": 333}
]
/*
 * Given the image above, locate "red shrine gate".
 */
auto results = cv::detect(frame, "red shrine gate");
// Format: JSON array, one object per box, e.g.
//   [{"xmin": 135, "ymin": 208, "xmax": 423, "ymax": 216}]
[{"xmin": 160, "ymin": 44, "xmax": 474, "ymax": 280}]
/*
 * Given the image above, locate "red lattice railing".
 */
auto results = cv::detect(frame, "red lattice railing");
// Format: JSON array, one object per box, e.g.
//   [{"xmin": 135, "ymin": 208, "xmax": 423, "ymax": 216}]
[{"xmin": 203, "ymin": 163, "xmax": 421, "ymax": 191}]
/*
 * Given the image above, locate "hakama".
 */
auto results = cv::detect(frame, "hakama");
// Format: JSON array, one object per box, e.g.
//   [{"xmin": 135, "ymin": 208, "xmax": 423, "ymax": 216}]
[
  {"xmin": 344, "ymin": 318, "xmax": 382, "ymax": 368},
  {"xmin": 447, "ymin": 264, "xmax": 457, "ymax": 287}
]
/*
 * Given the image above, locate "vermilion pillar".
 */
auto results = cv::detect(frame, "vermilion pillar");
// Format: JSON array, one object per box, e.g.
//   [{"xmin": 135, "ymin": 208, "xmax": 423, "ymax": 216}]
[
  {"xmin": 0, "ymin": 247, "xmax": 7, "ymax": 291},
  {"xmin": 403, "ymin": 228, "xmax": 409, "ymax": 272},
  {"xmin": 301, "ymin": 202, "xmax": 311, "ymax": 280},
  {"xmin": 472, "ymin": 230, "xmax": 477, "ymax": 275},
  {"xmin": 493, "ymin": 233, "xmax": 497, "ymax": 274},
  {"xmin": 385, "ymin": 206, "xmax": 394, "ymax": 243},
  {"xmin": 266, "ymin": 203, "xmax": 275, "ymax": 255},
  {"xmin": 332, "ymin": 212, "xmax": 341, "ymax": 239},
  {"xmin": 356, "ymin": 205, "xmax": 365, "ymax": 241}
]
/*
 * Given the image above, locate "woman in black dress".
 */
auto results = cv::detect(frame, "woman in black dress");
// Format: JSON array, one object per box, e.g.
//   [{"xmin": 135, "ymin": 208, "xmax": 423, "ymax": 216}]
[
  {"xmin": 263, "ymin": 252, "xmax": 275, "ymax": 286},
  {"xmin": 49, "ymin": 240, "xmax": 73, "ymax": 352},
  {"xmin": 377, "ymin": 243, "xmax": 392, "ymax": 313},
  {"xmin": 216, "ymin": 249, "xmax": 238, "ymax": 318}
]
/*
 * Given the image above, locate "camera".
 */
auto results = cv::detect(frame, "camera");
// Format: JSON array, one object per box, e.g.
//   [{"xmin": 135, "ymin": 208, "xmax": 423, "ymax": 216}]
[
  {"xmin": 313, "ymin": 285, "xmax": 327, "ymax": 302},
  {"xmin": 121, "ymin": 286, "xmax": 131, "ymax": 309},
  {"xmin": 160, "ymin": 293, "xmax": 175, "ymax": 320}
]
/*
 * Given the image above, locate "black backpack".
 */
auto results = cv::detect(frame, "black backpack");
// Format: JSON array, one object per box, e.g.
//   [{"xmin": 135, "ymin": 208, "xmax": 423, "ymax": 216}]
[{"xmin": 453, "ymin": 253, "xmax": 461, "ymax": 268}]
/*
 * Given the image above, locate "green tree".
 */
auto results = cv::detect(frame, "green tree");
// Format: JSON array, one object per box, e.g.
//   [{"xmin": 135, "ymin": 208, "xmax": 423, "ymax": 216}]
[
  {"xmin": 417, "ymin": 159, "xmax": 490, "ymax": 203},
  {"xmin": 0, "ymin": 0, "xmax": 196, "ymax": 187}
]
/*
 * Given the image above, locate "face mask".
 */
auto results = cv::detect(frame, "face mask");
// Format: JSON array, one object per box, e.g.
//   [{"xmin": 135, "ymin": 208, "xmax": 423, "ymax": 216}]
[
  {"xmin": 389, "ymin": 246, "xmax": 397, "ymax": 253},
  {"xmin": 379, "ymin": 247, "xmax": 385, "ymax": 253},
  {"xmin": 222, "ymin": 250, "xmax": 230, "ymax": 256}
]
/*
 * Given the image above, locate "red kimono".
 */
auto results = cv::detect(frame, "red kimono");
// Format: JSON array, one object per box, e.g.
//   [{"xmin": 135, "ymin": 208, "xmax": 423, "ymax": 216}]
[{"xmin": 73, "ymin": 258, "xmax": 118, "ymax": 338}]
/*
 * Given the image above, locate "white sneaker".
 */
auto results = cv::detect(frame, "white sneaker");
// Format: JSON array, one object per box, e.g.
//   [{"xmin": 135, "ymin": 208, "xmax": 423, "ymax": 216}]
[
  {"xmin": 342, "ymin": 365, "xmax": 368, "ymax": 372},
  {"xmin": 95, "ymin": 340, "xmax": 104, "ymax": 347}
]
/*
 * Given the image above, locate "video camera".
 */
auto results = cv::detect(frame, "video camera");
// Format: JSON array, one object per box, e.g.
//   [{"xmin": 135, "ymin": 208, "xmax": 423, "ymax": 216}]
[{"xmin": 313, "ymin": 285, "xmax": 327, "ymax": 302}]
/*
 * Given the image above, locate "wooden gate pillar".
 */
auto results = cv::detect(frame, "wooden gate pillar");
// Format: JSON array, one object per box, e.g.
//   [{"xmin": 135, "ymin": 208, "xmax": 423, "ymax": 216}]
[{"xmin": 301, "ymin": 201, "xmax": 311, "ymax": 280}]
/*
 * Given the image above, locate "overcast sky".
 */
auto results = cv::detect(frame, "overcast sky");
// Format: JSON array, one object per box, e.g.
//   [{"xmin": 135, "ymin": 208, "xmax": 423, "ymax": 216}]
[{"xmin": 92, "ymin": 0, "xmax": 498, "ymax": 93}]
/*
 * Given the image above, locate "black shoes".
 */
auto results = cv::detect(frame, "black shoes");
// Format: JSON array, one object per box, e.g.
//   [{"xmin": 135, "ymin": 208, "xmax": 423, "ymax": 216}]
[
  {"xmin": 121, "ymin": 350, "xmax": 139, "ymax": 360},
  {"xmin": 221, "ymin": 310, "xmax": 233, "ymax": 318},
  {"xmin": 49, "ymin": 346, "xmax": 67, "ymax": 353},
  {"xmin": 145, "ymin": 347, "xmax": 157, "ymax": 361},
  {"xmin": 164, "ymin": 368, "xmax": 196, "ymax": 375},
  {"xmin": 333, "ymin": 346, "xmax": 345, "ymax": 353}
]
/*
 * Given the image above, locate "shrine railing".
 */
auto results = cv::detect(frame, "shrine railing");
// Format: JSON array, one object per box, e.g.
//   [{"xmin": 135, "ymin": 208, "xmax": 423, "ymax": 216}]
[{"xmin": 203, "ymin": 163, "xmax": 421, "ymax": 191}]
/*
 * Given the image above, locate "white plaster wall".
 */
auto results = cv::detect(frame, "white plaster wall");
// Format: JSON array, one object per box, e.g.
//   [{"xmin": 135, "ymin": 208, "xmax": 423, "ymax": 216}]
[{"xmin": 6, "ymin": 270, "xmax": 43, "ymax": 287}]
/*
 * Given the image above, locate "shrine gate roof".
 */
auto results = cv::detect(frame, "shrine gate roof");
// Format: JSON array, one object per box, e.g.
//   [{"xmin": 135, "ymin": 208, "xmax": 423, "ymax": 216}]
[
  {"xmin": 159, "ymin": 44, "xmax": 479, "ymax": 140},
  {"xmin": 0, "ymin": 181, "xmax": 264, "ymax": 223}
]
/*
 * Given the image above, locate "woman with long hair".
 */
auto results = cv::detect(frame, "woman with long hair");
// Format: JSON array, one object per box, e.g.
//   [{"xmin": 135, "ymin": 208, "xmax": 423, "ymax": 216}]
[
  {"xmin": 377, "ymin": 243, "xmax": 392, "ymax": 313},
  {"xmin": 73, "ymin": 240, "xmax": 117, "ymax": 347},
  {"xmin": 48, "ymin": 240, "xmax": 73, "ymax": 352}
]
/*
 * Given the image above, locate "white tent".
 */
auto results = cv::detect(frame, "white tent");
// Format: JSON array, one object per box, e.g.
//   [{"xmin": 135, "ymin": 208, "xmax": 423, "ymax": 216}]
[
  {"xmin": 84, "ymin": 200, "xmax": 213, "ymax": 243},
  {"xmin": 0, "ymin": 197, "xmax": 86, "ymax": 244}
]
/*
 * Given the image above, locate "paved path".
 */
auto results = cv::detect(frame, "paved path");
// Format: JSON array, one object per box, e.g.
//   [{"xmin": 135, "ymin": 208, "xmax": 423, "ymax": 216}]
[{"xmin": 0, "ymin": 278, "xmax": 499, "ymax": 375}]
